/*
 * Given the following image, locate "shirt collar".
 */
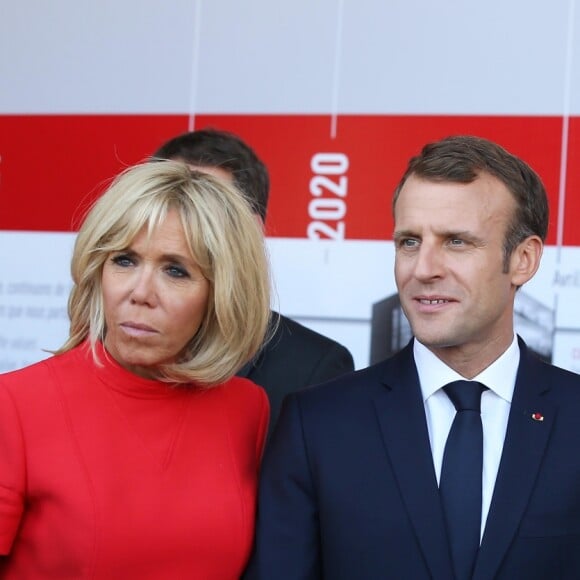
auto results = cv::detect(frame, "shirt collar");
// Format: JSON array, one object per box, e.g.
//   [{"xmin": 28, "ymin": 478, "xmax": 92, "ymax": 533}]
[{"xmin": 414, "ymin": 334, "xmax": 519, "ymax": 404}]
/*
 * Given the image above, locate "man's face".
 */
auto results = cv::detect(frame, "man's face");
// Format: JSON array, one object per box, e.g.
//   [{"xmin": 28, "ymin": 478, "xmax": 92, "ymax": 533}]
[{"xmin": 394, "ymin": 173, "xmax": 521, "ymax": 367}]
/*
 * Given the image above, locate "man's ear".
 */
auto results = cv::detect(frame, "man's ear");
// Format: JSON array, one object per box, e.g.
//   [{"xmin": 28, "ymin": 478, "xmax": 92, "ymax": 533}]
[{"xmin": 510, "ymin": 235, "xmax": 543, "ymax": 287}]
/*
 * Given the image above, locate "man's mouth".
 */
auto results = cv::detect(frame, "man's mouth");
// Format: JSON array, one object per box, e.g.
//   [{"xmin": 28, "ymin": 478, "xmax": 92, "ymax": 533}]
[{"xmin": 418, "ymin": 299, "xmax": 450, "ymax": 305}]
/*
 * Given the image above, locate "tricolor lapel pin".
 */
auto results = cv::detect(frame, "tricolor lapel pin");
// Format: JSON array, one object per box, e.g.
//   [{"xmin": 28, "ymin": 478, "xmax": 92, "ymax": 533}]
[{"xmin": 531, "ymin": 412, "xmax": 544, "ymax": 422}]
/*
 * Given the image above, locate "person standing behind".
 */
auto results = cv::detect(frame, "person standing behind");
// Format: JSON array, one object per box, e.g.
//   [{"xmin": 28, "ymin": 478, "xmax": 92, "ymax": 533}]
[
  {"xmin": 246, "ymin": 135, "xmax": 580, "ymax": 579},
  {"xmin": 0, "ymin": 162, "xmax": 271, "ymax": 578},
  {"xmin": 153, "ymin": 129, "xmax": 355, "ymax": 435}
]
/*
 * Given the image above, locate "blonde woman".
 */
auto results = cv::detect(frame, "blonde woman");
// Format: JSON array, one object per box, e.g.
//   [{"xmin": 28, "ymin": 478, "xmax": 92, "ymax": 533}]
[{"xmin": 0, "ymin": 161, "xmax": 271, "ymax": 578}]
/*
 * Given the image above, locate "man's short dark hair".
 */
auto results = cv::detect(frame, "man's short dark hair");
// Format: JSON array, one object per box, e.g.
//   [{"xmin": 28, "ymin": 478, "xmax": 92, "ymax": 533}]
[
  {"xmin": 393, "ymin": 135, "xmax": 549, "ymax": 271},
  {"xmin": 152, "ymin": 128, "xmax": 270, "ymax": 221}
]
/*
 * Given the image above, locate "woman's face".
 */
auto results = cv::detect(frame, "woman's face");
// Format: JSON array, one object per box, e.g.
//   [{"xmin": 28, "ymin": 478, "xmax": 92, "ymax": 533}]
[{"xmin": 101, "ymin": 209, "xmax": 210, "ymax": 379}]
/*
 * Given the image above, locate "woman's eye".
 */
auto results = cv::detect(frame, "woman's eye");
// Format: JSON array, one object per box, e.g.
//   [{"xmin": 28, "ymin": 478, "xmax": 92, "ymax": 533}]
[
  {"xmin": 111, "ymin": 254, "xmax": 134, "ymax": 267},
  {"xmin": 166, "ymin": 265, "xmax": 190, "ymax": 278}
]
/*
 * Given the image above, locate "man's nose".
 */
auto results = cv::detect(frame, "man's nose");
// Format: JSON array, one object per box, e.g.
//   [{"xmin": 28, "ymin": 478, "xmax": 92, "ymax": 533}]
[{"xmin": 413, "ymin": 244, "xmax": 445, "ymax": 281}]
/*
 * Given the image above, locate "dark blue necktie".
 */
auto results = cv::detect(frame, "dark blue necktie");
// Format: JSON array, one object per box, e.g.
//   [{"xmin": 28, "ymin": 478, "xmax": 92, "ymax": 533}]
[{"xmin": 440, "ymin": 380, "xmax": 487, "ymax": 580}]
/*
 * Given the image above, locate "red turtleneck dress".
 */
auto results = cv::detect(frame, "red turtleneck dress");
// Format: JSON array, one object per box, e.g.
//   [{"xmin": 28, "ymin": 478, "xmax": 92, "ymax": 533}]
[{"xmin": 0, "ymin": 342, "xmax": 269, "ymax": 579}]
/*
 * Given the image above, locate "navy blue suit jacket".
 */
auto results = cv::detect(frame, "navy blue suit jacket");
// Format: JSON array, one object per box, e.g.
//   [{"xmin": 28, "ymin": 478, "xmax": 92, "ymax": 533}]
[{"xmin": 246, "ymin": 338, "xmax": 580, "ymax": 579}]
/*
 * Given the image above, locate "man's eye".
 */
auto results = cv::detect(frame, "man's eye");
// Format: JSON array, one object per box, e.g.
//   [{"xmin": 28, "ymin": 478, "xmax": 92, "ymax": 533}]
[
  {"xmin": 400, "ymin": 238, "xmax": 419, "ymax": 248},
  {"xmin": 449, "ymin": 238, "xmax": 465, "ymax": 246}
]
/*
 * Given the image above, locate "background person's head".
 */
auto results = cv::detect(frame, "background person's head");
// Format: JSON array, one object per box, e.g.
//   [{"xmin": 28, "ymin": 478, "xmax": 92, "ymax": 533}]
[
  {"xmin": 58, "ymin": 161, "xmax": 271, "ymax": 386},
  {"xmin": 153, "ymin": 129, "xmax": 270, "ymax": 222},
  {"xmin": 392, "ymin": 135, "xmax": 549, "ymax": 272}
]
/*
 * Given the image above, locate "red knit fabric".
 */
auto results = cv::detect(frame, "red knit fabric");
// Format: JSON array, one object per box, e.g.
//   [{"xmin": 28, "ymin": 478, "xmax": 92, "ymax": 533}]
[{"xmin": 0, "ymin": 342, "xmax": 269, "ymax": 579}]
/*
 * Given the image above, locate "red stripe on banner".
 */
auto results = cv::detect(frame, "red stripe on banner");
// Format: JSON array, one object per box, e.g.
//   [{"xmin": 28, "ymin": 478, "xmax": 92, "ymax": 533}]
[
  {"xmin": 0, "ymin": 115, "xmax": 190, "ymax": 231},
  {"xmin": 0, "ymin": 114, "xmax": 577, "ymax": 245}
]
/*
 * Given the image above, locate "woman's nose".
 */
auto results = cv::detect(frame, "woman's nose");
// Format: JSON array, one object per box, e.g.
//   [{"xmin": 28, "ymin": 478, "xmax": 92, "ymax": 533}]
[{"xmin": 129, "ymin": 268, "xmax": 158, "ymax": 306}]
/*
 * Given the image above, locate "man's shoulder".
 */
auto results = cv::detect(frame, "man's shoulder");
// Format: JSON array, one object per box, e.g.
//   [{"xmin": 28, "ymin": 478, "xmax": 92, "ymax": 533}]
[
  {"xmin": 292, "ymin": 358, "xmax": 392, "ymax": 404},
  {"xmin": 253, "ymin": 312, "xmax": 354, "ymax": 386},
  {"xmin": 520, "ymin": 340, "xmax": 580, "ymax": 389},
  {"xmin": 537, "ymin": 358, "xmax": 580, "ymax": 392},
  {"xmin": 272, "ymin": 312, "xmax": 350, "ymax": 354},
  {"xmin": 270, "ymin": 347, "xmax": 416, "ymax": 440},
  {"xmin": 292, "ymin": 341, "xmax": 414, "ymax": 399}
]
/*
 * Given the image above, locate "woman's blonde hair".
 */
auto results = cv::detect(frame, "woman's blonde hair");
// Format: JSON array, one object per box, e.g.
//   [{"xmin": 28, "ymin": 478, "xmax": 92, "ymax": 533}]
[{"xmin": 56, "ymin": 161, "xmax": 271, "ymax": 386}]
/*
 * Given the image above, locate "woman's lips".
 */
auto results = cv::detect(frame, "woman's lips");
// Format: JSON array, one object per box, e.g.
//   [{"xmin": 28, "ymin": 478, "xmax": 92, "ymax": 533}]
[{"xmin": 120, "ymin": 322, "xmax": 158, "ymax": 337}]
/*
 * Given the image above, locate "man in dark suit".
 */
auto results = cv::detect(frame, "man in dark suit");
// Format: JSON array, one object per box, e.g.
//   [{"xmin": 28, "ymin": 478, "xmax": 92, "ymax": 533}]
[
  {"xmin": 153, "ymin": 129, "xmax": 354, "ymax": 435},
  {"xmin": 246, "ymin": 135, "xmax": 580, "ymax": 579}
]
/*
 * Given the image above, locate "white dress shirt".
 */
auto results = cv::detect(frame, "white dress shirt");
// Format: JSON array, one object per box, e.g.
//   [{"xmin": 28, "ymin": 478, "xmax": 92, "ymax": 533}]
[{"xmin": 414, "ymin": 335, "xmax": 519, "ymax": 540}]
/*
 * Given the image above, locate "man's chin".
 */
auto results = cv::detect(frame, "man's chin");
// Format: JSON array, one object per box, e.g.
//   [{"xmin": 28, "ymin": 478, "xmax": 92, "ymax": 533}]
[{"xmin": 412, "ymin": 333, "xmax": 458, "ymax": 350}]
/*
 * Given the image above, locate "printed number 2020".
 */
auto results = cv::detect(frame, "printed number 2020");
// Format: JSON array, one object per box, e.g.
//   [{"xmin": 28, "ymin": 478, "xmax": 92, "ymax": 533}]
[{"xmin": 307, "ymin": 152, "xmax": 349, "ymax": 240}]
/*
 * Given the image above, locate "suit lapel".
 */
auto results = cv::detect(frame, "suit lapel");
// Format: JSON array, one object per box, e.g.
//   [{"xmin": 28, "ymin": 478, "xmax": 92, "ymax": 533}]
[
  {"xmin": 473, "ymin": 340, "xmax": 556, "ymax": 580},
  {"xmin": 373, "ymin": 343, "xmax": 454, "ymax": 580}
]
